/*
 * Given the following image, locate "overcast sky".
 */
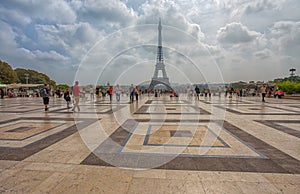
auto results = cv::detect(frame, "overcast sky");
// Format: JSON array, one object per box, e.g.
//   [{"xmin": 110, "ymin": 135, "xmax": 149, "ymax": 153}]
[{"xmin": 0, "ymin": 0, "xmax": 299, "ymax": 85}]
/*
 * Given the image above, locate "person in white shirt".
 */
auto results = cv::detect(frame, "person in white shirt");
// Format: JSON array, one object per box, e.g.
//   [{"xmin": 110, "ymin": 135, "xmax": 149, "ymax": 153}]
[
  {"xmin": 115, "ymin": 84, "xmax": 122, "ymax": 102},
  {"xmin": 260, "ymin": 84, "xmax": 267, "ymax": 102},
  {"xmin": 89, "ymin": 87, "xmax": 94, "ymax": 101}
]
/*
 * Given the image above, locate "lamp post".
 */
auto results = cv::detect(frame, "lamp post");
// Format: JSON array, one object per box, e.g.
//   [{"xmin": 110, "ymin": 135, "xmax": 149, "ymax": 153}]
[
  {"xmin": 289, "ymin": 68, "xmax": 296, "ymax": 82},
  {"xmin": 290, "ymin": 68, "xmax": 296, "ymax": 77},
  {"xmin": 24, "ymin": 73, "xmax": 29, "ymax": 84}
]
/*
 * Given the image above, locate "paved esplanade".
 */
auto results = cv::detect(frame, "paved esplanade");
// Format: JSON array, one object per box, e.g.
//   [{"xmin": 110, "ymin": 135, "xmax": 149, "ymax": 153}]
[{"xmin": 0, "ymin": 95, "xmax": 299, "ymax": 193}]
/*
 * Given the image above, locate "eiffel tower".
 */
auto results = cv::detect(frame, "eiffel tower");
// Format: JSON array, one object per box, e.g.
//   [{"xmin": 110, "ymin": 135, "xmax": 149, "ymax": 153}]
[{"xmin": 148, "ymin": 18, "xmax": 173, "ymax": 91}]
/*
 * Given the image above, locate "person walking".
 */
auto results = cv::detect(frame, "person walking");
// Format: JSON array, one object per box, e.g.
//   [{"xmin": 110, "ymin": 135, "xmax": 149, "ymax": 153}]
[
  {"xmin": 0, "ymin": 88, "xmax": 4, "ymax": 99},
  {"xmin": 72, "ymin": 81, "xmax": 81, "ymax": 112},
  {"xmin": 115, "ymin": 84, "xmax": 122, "ymax": 102},
  {"xmin": 218, "ymin": 86, "xmax": 222, "ymax": 97},
  {"xmin": 235, "ymin": 88, "xmax": 240, "ymax": 98},
  {"xmin": 40, "ymin": 84, "xmax": 50, "ymax": 111},
  {"xmin": 108, "ymin": 86, "xmax": 113, "ymax": 102},
  {"xmin": 230, "ymin": 87, "xmax": 234, "ymax": 98},
  {"xmin": 134, "ymin": 86, "xmax": 139, "ymax": 101},
  {"xmin": 260, "ymin": 84, "xmax": 267, "ymax": 102},
  {"xmin": 129, "ymin": 84, "xmax": 134, "ymax": 103},
  {"xmin": 89, "ymin": 87, "xmax": 94, "ymax": 101},
  {"xmin": 204, "ymin": 88, "xmax": 208, "ymax": 97},
  {"xmin": 195, "ymin": 85, "xmax": 200, "ymax": 100},
  {"xmin": 64, "ymin": 88, "xmax": 71, "ymax": 109}
]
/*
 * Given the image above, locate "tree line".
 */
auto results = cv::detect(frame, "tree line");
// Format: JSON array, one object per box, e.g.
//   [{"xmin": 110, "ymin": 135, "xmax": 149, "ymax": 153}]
[{"xmin": 0, "ymin": 60, "xmax": 56, "ymax": 87}]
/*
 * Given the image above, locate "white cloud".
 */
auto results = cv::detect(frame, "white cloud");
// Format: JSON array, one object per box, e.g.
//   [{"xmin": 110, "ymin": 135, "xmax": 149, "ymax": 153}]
[
  {"xmin": 138, "ymin": 0, "xmax": 204, "ymax": 40},
  {"xmin": 217, "ymin": 22, "xmax": 261, "ymax": 44},
  {"xmin": 243, "ymin": 0, "xmax": 284, "ymax": 15},
  {"xmin": 254, "ymin": 49, "xmax": 272, "ymax": 59},
  {"xmin": 270, "ymin": 21, "xmax": 300, "ymax": 56},
  {"xmin": 0, "ymin": 6, "xmax": 31, "ymax": 25},
  {"xmin": 35, "ymin": 22, "xmax": 103, "ymax": 59},
  {"xmin": 1, "ymin": 0, "xmax": 76, "ymax": 24},
  {"xmin": 77, "ymin": 0, "xmax": 137, "ymax": 28},
  {"xmin": 0, "ymin": 21, "xmax": 18, "ymax": 49},
  {"xmin": 0, "ymin": 0, "xmax": 299, "ymax": 84},
  {"xmin": 32, "ymin": 50, "xmax": 69, "ymax": 62}
]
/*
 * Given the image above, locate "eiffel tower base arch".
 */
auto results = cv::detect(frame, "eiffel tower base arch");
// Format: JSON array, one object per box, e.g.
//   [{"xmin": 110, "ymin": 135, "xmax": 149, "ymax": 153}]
[{"xmin": 148, "ymin": 79, "xmax": 173, "ymax": 91}]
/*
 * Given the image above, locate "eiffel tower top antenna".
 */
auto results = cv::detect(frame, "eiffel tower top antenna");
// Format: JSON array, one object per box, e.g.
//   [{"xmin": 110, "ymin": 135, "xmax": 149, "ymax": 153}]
[{"xmin": 157, "ymin": 17, "xmax": 163, "ymax": 62}]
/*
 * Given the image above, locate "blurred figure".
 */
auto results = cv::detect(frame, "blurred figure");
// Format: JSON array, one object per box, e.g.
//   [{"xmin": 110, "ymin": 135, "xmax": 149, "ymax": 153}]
[
  {"xmin": 64, "ymin": 88, "xmax": 71, "ymax": 109},
  {"xmin": 72, "ymin": 81, "xmax": 81, "ymax": 112},
  {"xmin": 40, "ymin": 84, "xmax": 50, "ymax": 111},
  {"xmin": 129, "ymin": 84, "xmax": 134, "ymax": 103},
  {"xmin": 115, "ymin": 84, "xmax": 122, "ymax": 102},
  {"xmin": 260, "ymin": 84, "xmax": 267, "ymax": 102},
  {"xmin": 134, "ymin": 86, "xmax": 139, "ymax": 101}
]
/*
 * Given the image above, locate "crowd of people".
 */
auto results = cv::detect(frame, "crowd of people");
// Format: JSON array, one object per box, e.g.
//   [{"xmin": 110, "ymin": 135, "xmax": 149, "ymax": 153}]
[
  {"xmin": 193, "ymin": 84, "xmax": 278, "ymax": 102},
  {"xmin": 0, "ymin": 81, "xmax": 286, "ymax": 112},
  {"xmin": 38, "ymin": 82, "xmax": 145, "ymax": 112}
]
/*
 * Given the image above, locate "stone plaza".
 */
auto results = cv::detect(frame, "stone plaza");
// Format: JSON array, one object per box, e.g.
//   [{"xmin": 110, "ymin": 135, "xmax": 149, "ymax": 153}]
[{"xmin": 0, "ymin": 94, "xmax": 299, "ymax": 193}]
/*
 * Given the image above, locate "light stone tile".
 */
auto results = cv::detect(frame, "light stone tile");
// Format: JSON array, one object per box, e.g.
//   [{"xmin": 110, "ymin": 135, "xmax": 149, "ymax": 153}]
[
  {"xmin": 0, "ymin": 169, "xmax": 20, "ymax": 183},
  {"xmin": 262, "ymin": 173, "xmax": 300, "ymax": 184},
  {"xmin": 24, "ymin": 149, "xmax": 90, "ymax": 164},
  {"xmin": 49, "ymin": 170, "xmax": 132, "ymax": 194},
  {"xmin": 23, "ymin": 162, "xmax": 76, "ymax": 172},
  {"xmin": 202, "ymin": 180, "xmax": 244, "ymax": 194},
  {"xmin": 165, "ymin": 170, "xmax": 204, "ymax": 181},
  {"xmin": 0, "ymin": 160, "xmax": 19, "ymax": 170},
  {"xmin": 273, "ymin": 183, "xmax": 300, "ymax": 193},
  {"xmin": 66, "ymin": 151, "xmax": 91, "ymax": 164},
  {"xmin": 236, "ymin": 181, "xmax": 281, "ymax": 194},
  {"xmin": 0, "ymin": 169, "xmax": 53, "ymax": 193},
  {"xmin": 32, "ymin": 172, "xmax": 70, "ymax": 194},
  {"xmin": 133, "ymin": 169, "xmax": 167, "ymax": 179},
  {"xmin": 127, "ymin": 177, "xmax": 205, "ymax": 194},
  {"xmin": 70, "ymin": 165, "xmax": 135, "ymax": 178}
]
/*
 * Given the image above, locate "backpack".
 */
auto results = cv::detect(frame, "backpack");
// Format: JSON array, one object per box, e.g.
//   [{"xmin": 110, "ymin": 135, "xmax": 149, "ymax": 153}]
[{"xmin": 40, "ymin": 88, "xmax": 48, "ymax": 98}]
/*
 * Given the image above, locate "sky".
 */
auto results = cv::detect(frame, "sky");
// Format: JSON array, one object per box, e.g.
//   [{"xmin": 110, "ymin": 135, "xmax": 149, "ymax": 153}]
[{"xmin": 0, "ymin": 0, "xmax": 300, "ymax": 85}]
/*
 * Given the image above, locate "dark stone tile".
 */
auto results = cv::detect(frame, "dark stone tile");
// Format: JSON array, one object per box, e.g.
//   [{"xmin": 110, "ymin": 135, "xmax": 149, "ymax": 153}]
[
  {"xmin": 110, "ymin": 154, "xmax": 139, "ymax": 168},
  {"xmin": 274, "ymin": 158, "xmax": 300, "ymax": 174},
  {"xmin": 81, "ymin": 153, "xmax": 114, "ymax": 167},
  {"xmin": 255, "ymin": 120, "xmax": 300, "ymax": 138},
  {"xmin": 246, "ymin": 158, "xmax": 288, "ymax": 173},
  {"xmin": 192, "ymin": 157, "xmax": 227, "ymax": 171},
  {"xmin": 170, "ymin": 130, "xmax": 193, "ymax": 137},
  {"xmin": 7, "ymin": 126, "xmax": 33, "ymax": 132},
  {"xmin": 161, "ymin": 157, "xmax": 199, "ymax": 171}
]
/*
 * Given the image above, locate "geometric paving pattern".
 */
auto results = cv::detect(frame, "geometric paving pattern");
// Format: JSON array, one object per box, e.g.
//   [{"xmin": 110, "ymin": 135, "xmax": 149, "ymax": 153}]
[
  {"xmin": 135, "ymin": 105, "xmax": 210, "ymax": 115},
  {"xmin": 255, "ymin": 120, "xmax": 300, "ymax": 138},
  {"xmin": 215, "ymin": 104, "xmax": 300, "ymax": 115},
  {"xmin": 0, "ymin": 117, "xmax": 96, "ymax": 160},
  {"xmin": 0, "ymin": 96, "xmax": 300, "ymax": 193},
  {"xmin": 81, "ymin": 119, "xmax": 300, "ymax": 173}
]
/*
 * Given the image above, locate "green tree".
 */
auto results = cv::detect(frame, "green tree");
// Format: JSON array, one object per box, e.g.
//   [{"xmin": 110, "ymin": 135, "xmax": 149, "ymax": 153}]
[
  {"xmin": 276, "ymin": 81, "xmax": 300, "ymax": 94},
  {"xmin": 56, "ymin": 84, "xmax": 70, "ymax": 91},
  {"xmin": 14, "ymin": 68, "xmax": 29, "ymax": 83},
  {"xmin": 230, "ymin": 81, "xmax": 247, "ymax": 89},
  {"xmin": 0, "ymin": 60, "xmax": 18, "ymax": 84},
  {"xmin": 15, "ymin": 68, "xmax": 55, "ymax": 85}
]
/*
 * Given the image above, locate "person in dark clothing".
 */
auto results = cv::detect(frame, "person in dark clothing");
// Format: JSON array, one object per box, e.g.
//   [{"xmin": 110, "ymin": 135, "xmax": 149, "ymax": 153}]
[
  {"xmin": 195, "ymin": 86, "xmax": 200, "ymax": 100},
  {"xmin": 134, "ymin": 86, "xmax": 139, "ymax": 101},
  {"xmin": 64, "ymin": 88, "xmax": 71, "ymax": 109},
  {"xmin": 40, "ymin": 84, "xmax": 50, "ymax": 111},
  {"xmin": 129, "ymin": 84, "xmax": 134, "ymax": 102},
  {"xmin": 0, "ymin": 88, "xmax": 4, "ymax": 99}
]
